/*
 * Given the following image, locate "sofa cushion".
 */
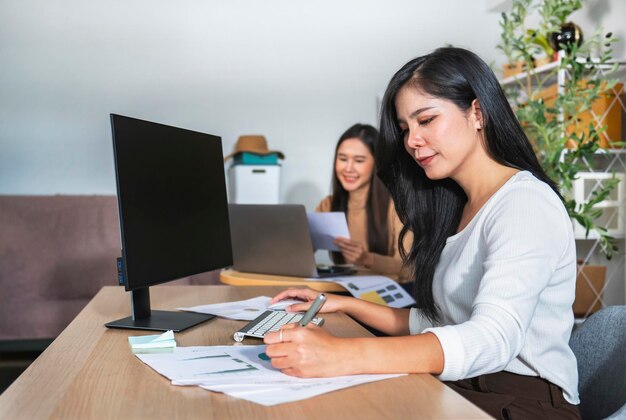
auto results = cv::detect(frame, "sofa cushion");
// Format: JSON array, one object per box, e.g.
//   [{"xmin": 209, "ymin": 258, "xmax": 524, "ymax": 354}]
[{"xmin": 0, "ymin": 195, "xmax": 221, "ymax": 340}]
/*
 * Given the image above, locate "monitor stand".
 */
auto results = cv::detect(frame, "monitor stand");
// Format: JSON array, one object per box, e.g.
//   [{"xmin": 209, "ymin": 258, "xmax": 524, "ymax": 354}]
[{"xmin": 105, "ymin": 287, "xmax": 214, "ymax": 332}]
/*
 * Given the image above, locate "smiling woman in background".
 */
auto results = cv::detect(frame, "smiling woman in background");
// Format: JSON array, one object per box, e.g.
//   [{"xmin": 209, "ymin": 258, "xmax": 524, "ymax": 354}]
[{"xmin": 316, "ymin": 123, "xmax": 409, "ymax": 281}]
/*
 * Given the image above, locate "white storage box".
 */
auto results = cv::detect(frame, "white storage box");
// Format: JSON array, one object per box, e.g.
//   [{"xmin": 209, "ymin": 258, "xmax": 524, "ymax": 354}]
[{"xmin": 227, "ymin": 164, "xmax": 280, "ymax": 204}]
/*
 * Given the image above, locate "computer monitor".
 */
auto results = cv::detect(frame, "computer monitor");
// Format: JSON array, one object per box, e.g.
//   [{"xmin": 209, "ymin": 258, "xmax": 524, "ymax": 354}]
[{"xmin": 105, "ymin": 114, "xmax": 233, "ymax": 332}]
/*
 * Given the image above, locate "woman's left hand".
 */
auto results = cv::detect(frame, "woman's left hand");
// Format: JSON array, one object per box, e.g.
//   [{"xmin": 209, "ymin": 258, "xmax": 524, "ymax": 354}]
[
  {"xmin": 334, "ymin": 236, "xmax": 374, "ymax": 267},
  {"xmin": 263, "ymin": 323, "xmax": 349, "ymax": 377}
]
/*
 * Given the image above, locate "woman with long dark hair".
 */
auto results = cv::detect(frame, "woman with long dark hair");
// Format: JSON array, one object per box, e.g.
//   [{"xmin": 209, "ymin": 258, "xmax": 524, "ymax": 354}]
[
  {"xmin": 316, "ymin": 123, "xmax": 407, "ymax": 279},
  {"xmin": 263, "ymin": 47, "xmax": 580, "ymax": 419}
]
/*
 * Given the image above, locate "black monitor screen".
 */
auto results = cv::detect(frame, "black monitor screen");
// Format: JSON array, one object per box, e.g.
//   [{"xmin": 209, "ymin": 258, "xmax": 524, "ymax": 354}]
[{"xmin": 111, "ymin": 114, "xmax": 232, "ymax": 291}]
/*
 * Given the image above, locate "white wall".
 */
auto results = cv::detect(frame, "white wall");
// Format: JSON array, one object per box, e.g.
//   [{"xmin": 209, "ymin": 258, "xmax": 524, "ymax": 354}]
[
  {"xmin": 1, "ymin": 0, "xmax": 624, "ymax": 210},
  {"xmin": 2, "ymin": 1, "xmax": 625, "ymax": 304},
  {"xmin": 0, "ymin": 0, "xmax": 504, "ymax": 210}
]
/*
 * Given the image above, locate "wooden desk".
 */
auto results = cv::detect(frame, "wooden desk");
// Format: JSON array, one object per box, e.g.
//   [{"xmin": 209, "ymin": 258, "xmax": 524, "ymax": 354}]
[
  {"xmin": 220, "ymin": 268, "xmax": 347, "ymax": 292},
  {"xmin": 0, "ymin": 286, "xmax": 490, "ymax": 419}
]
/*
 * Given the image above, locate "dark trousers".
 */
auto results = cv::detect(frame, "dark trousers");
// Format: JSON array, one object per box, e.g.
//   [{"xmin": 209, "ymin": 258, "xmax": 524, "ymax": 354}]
[{"xmin": 445, "ymin": 371, "xmax": 581, "ymax": 420}]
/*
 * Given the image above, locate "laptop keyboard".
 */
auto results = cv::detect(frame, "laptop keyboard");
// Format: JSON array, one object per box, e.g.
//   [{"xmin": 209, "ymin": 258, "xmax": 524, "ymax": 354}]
[{"xmin": 233, "ymin": 310, "xmax": 324, "ymax": 342}]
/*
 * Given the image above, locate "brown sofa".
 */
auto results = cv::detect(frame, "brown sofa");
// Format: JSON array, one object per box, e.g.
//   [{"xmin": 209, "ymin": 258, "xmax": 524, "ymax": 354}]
[{"xmin": 0, "ymin": 195, "xmax": 221, "ymax": 341}]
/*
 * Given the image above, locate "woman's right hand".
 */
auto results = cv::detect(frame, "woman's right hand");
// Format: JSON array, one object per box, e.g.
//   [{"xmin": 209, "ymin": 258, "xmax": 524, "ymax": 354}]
[{"xmin": 270, "ymin": 287, "xmax": 347, "ymax": 313}]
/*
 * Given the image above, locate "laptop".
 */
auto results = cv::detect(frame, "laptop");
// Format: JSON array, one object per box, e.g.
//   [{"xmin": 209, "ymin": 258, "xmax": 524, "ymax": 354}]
[{"xmin": 228, "ymin": 204, "xmax": 356, "ymax": 278}]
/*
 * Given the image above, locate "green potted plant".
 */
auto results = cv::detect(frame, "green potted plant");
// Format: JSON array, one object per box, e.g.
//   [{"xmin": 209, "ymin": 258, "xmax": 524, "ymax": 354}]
[
  {"xmin": 498, "ymin": 0, "xmax": 581, "ymax": 77},
  {"xmin": 498, "ymin": 0, "xmax": 622, "ymax": 316}
]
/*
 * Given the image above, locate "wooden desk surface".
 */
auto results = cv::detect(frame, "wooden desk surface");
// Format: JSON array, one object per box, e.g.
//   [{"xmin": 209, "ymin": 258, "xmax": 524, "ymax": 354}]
[
  {"xmin": 0, "ymin": 286, "xmax": 490, "ymax": 419},
  {"xmin": 220, "ymin": 268, "xmax": 348, "ymax": 292}
]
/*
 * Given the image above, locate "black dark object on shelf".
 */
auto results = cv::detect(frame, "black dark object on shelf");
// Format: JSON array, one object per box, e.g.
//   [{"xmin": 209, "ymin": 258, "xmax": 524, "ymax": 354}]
[{"xmin": 550, "ymin": 22, "xmax": 584, "ymax": 52}]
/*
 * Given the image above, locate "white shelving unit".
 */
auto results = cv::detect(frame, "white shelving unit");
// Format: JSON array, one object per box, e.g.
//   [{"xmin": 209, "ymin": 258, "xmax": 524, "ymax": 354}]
[
  {"xmin": 571, "ymin": 154, "xmax": 626, "ymax": 241},
  {"xmin": 500, "ymin": 56, "xmax": 626, "ymax": 317},
  {"xmin": 570, "ymin": 149, "xmax": 626, "ymax": 317}
]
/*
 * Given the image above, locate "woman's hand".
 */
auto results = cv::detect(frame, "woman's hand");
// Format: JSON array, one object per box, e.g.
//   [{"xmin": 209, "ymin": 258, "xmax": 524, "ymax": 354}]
[
  {"xmin": 334, "ymin": 236, "xmax": 374, "ymax": 267},
  {"xmin": 270, "ymin": 287, "xmax": 346, "ymax": 313},
  {"xmin": 264, "ymin": 325, "xmax": 445, "ymax": 377},
  {"xmin": 264, "ymin": 323, "xmax": 351, "ymax": 377}
]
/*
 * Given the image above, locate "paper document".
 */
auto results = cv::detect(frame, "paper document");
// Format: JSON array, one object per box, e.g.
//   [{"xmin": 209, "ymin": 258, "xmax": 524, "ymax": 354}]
[
  {"xmin": 178, "ymin": 296, "xmax": 272, "ymax": 321},
  {"xmin": 179, "ymin": 297, "xmax": 311, "ymax": 321},
  {"xmin": 129, "ymin": 330, "xmax": 176, "ymax": 351},
  {"xmin": 137, "ymin": 346, "xmax": 261, "ymax": 383},
  {"xmin": 136, "ymin": 345, "xmax": 404, "ymax": 406},
  {"xmin": 306, "ymin": 212, "xmax": 350, "ymax": 251},
  {"xmin": 316, "ymin": 275, "xmax": 416, "ymax": 308}
]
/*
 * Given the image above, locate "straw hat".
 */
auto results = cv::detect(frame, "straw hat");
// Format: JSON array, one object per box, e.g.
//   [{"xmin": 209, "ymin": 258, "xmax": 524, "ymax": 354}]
[{"xmin": 224, "ymin": 135, "xmax": 285, "ymax": 161}]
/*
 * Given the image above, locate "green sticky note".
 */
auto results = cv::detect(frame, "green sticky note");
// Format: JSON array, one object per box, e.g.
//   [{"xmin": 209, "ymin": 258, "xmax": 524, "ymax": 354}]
[{"xmin": 128, "ymin": 330, "xmax": 176, "ymax": 350}]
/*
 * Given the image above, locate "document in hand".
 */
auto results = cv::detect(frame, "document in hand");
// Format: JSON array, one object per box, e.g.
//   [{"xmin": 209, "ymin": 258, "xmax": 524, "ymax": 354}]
[
  {"xmin": 135, "ymin": 345, "xmax": 404, "ymax": 406},
  {"xmin": 306, "ymin": 212, "xmax": 350, "ymax": 251},
  {"xmin": 316, "ymin": 275, "xmax": 416, "ymax": 308}
]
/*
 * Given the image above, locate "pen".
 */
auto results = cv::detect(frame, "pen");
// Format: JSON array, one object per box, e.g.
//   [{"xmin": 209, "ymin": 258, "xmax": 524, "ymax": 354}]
[
  {"xmin": 259, "ymin": 294, "xmax": 325, "ymax": 359},
  {"xmin": 298, "ymin": 293, "xmax": 326, "ymax": 327}
]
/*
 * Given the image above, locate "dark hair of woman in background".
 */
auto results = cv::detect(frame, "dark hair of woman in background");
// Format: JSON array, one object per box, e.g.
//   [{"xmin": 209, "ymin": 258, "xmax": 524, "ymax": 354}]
[
  {"xmin": 315, "ymin": 123, "xmax": 409, "ymax": 280},
  {"xmin": 330, "ymin": 124, "xmax": 389, "ymax": 260}
]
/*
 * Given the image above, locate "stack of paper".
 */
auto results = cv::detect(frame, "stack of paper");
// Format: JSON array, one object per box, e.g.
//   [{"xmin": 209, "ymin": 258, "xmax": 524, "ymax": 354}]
[
  {"xmin": 128, "ymin": 330, "xmax": 176, "ymax": 353},
  {"xmin": 135, "ymin": 345, "xmax": 404, "ymax": 406}
]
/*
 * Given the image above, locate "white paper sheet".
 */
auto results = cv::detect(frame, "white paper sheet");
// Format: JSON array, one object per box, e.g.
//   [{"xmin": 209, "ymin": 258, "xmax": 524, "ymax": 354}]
[
  {"xmin": 306, "ymin": 212, "xmax": 350, "ymax": 251},
  {"xmin": 136, "ymin": 346, "xmax": 267, "ymax": 383},
  {"xmin": 199, "ymin": 374, "xmax": 401, "ymax": 406},
  {"xmin": 136, "ymin": 345, "xmax": 404, "ymax": 406},
  {"xmin": 315, "ymin": 275, "xmax": 416, "ymax": 308},
  {"xmin": 178, "ymin": 296, "xmax": 272, "ymax": 321}
]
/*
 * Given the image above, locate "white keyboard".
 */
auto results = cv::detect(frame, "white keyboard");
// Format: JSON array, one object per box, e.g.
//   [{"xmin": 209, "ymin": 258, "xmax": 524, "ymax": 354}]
[{"xmin": 233, "ymin": 310, "xmax": 324, "ymax": 342}]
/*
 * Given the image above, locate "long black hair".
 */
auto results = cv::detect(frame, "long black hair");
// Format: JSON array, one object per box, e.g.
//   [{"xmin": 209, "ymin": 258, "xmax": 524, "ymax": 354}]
[
  {"xmin": 377, "ymin": 47, "xmax": 560, "ymax": 322},
  {"xmin": 330, "ymin": 124, "xmax": 391, "ymax": 264}
]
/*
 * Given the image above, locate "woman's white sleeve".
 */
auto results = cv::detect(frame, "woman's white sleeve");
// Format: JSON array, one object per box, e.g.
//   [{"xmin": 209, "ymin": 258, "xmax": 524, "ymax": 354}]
[
  {"xmin": 409, "ymin": 307, "xmax": 434, "ymax": 334},
  {"xmin": 423, "ymin": 185, "xmax": 570, "ymax": 380}
]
